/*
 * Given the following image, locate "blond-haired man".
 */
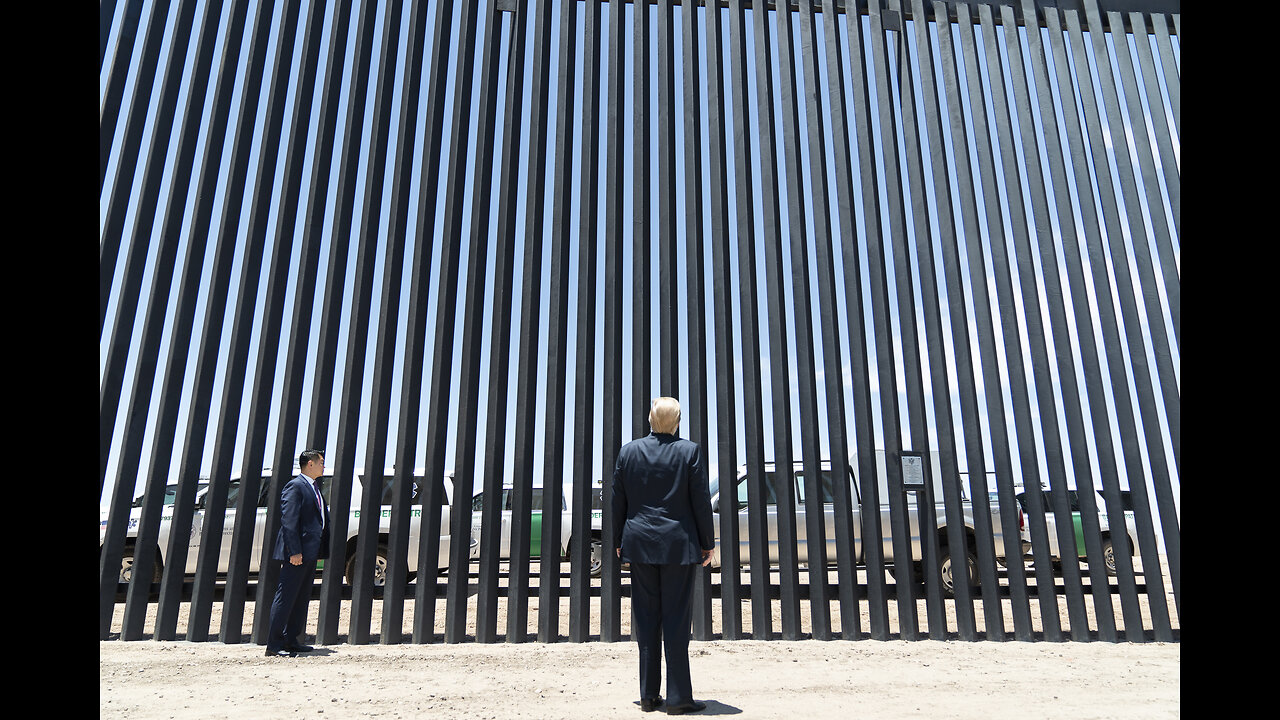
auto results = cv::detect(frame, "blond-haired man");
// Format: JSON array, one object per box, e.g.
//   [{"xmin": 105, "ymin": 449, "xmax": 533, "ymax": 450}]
[{"xmin": 612, "ymin": 397, "xmax": 715, "ymax": 714}]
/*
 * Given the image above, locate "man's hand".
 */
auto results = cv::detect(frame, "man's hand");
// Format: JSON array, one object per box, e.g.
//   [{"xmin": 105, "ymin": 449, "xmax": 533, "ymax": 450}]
[
  {"xmin": 701, "ymin": 548, "xmax": 714, "ymax": 567},
  {"xmin": 290, "ymin": 554, "xmax": 303, "ymax": 566}
]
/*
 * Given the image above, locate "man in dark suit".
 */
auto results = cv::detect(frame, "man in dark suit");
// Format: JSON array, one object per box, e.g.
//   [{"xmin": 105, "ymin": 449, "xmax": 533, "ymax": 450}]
[
  {"xmin": 612, "ymin": 398, "xmax": 715, "ymax": 714},
  {"xmin": 264, "ymin": 449, "xmax": 330, "ymax": 657}
]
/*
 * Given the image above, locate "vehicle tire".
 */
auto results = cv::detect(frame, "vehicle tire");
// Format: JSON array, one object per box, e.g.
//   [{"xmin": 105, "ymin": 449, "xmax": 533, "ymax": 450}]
[
  {"xmin": 589, "ymin": 539, "xmax": 604, "ymax": 578},
  {"xmin": 119, "ymin": 544, "xmax": 163, "ymax": 584},
  {"xmin": 345, "ymin": 544, "xmax": 390, "ymax": 587},
  {"xmin": 1101, "ymin": 537, "xmax": 1117, "ymax": 576},
  {"xmin": 939, "ymin": 545, "xmax": 977, "ymax": 598}
]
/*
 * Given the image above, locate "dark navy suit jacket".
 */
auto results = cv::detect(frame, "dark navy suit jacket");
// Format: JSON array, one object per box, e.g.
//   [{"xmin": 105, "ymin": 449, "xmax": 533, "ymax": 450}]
[
  {"xmin": 272, "ymin": 474, "xmax": 331, "ymax": 562},
  {"xmin": 612, "ymin": 432, "xmax": 714, "ymax": 565}
]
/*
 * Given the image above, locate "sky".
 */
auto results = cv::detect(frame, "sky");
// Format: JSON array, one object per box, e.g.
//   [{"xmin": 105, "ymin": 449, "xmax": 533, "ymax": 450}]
[{"xmin": 101, "ymin": 0, "xmax": 1179, "ymax": 547}]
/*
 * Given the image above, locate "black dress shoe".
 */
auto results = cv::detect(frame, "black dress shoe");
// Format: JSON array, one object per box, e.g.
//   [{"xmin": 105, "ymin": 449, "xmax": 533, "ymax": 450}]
[
  {"xmin": 285, "ymin": 643, "xmax": 314, "ymax": 652},
  {"xmin": 265, "ymin": 648, "xmax": 295, "ymax": 658},
  {"xmin": 640, "ymin": 696, "xmax": 664, "ymax": 712},
  {"xmin": 665, "ymin": 700, "xmax": 707, "ymax": 715}
]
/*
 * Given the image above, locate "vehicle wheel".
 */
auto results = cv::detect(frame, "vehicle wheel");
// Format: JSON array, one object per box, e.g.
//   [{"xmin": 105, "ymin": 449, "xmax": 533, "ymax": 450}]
[
  {"xmin": 1101, "ymin": 537, "xmax": 1117, "ymax": 576},
  {"xmin": 939, "ymin": 545, "xmax": 977, "ymax": 598},
  {"xmin": 589, "ymin": 539, "xmax": 604, "ymax": 578},
  {"xmin": 345, "ymin": 544, "xmax": 390, "ymax": 587},
  {"xmin": 119, "ymin": 545, "xmax": 162, "ymax": 583}
]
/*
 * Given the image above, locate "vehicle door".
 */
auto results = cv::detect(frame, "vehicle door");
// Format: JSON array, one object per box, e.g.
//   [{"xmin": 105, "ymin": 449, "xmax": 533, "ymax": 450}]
[
  {"xmin": 214, "ymin": 475, "xmax": 274, "ymax": 574},
  {"xmin": 248, "ymin": 476, "xmax": 275, "ymax": 571},
  {"xmin": 794, "ymin": 468, "xmax": 847, "ymax": 566},
  {"xmin": 733, "ymin": 471, "xmax": 780, "ymax": 565},
  {"xmin": 530, "ymin": 489, "xmax": 546, "ymax": 558}
]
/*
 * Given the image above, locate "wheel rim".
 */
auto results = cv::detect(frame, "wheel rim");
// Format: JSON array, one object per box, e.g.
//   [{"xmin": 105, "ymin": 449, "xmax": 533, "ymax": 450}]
[
  {"xmin": 120, "ymin": 555, "xmax": 133, "ymax": 583},
  {"xmin": 373, "ymin": 555, "xmax": 388, "ymax": 587},
  {"xmin": 590, "ymin": 541, "xmax": 603, "ymax": 575}
]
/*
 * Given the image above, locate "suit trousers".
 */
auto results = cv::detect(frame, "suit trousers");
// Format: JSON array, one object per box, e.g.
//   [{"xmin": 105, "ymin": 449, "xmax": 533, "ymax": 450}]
[
  {"xmin": 629, "ymin": 561, "xmax": 697, "ymax": 705},
  {"xmin": 266, "ymin": 559, "xmax": 317, "ymax": 651}
]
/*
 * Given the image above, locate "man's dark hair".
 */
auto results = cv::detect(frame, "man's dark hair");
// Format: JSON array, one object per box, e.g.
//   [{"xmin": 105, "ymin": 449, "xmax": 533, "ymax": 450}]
[{"xmin": 298, "ymin": 449, "xmax": 325, "ymax": 470}]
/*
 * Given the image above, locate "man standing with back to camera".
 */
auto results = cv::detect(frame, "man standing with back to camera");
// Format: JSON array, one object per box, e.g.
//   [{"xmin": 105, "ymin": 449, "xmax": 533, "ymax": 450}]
[
  {"xmin": 612, "ymin": 397, "xmax": 715, "ymax": 714},
  {"xmin": 264, "ymin": 449, "xmax": 330, "ymax": 657}
]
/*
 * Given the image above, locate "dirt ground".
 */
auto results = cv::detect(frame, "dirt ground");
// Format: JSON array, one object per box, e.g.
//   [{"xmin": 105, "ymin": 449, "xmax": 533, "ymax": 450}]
[{"xmin": 102, "ymin": 559, "xmax": 1179, "ymax": 718}]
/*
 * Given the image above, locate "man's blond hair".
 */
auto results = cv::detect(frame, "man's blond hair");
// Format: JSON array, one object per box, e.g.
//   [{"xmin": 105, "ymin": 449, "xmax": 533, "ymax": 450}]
[{"xmin": 649, "ymin": 397, "xmax": 682, "ymax": 434}]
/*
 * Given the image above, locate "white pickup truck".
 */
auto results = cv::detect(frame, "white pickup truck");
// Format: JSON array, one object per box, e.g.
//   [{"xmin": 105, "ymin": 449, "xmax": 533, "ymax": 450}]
[
  {"xmin": 101, "ymin": 468, "xmax": 471, "ymax": 586},
  {"xmin": 708, "ymin": 452, "xmax": 1025, "ymax": 597}
]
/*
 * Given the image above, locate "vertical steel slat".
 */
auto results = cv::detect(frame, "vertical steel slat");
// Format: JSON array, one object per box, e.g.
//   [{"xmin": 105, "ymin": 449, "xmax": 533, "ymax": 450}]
[
  {"xmin": 102, "ymin": 0, "xmax": 121, "ymax": 68},
  {"xmin": 151, "ymin": 0, "xmax": 259, "ymax": 641},
  {"xmin": 883, "ymin": 0, "xmax": 948, "ymax": 638},
  {"xmin": 184, "ymin": 0, "xmax": 283, "ymax": 643},
  {"xmin": 99, "ymin": 0, "xmax": 200, "ymax": 377},
  {"xmin": 216, "ymin": 0, "xmax": 307, "ymax": 645},
  {"xmin": 251, "ymin": 0, "xmax": 356, "ymax": 646},
  {"xmin": 349, "ymin": 0, "xmax": 410, "ymax": 646},
  {"xmin": 1039, "ymin": 6, "xmax": 1145, "ymax": 641},
  {"xmin": 433, "ymin": 0, "xmax": 495, "ymax": 645},
  {"xmin": 314, "ymin": 0, "xmax": 383, "ymax": 647},
  {"xmin": 405, "ymin": 0, "xmax": 458, "ymax": 646},
  {"xmin": 658, "ymin": 0, "xmax": 679, "ymax": 397},
  {"xmin": 100, "ymin": 0, "xmax": 194, "ymax": 321},
  {"xmin": 379, "ymin": 0, "xmax": 442, "ymax": 646},
  {"xmin": 634, "ymin": 0, "xmax": 652, "ymax": 444},
  {"xmin": 600, "ymin": 0, "xmax": 626, "ymax": 643},
  {"xmin": 971, "ymin": 3, "xmax": 1065, "ymax": 642},
  {"xmin": 100, "ymin": 0, "xmax": 147, "ymax": 335},
  {"xmin": 415, "ymin": 0, "xmax": 482, "ymax": 645},
  {"xmin": 100, "ymin": 0, "xmax": 195, "ymax": 629},
  {"xmin": 536, "ymin": 0, "xmax": 577, "ymax": 645},
  {"xmin": 750, "ymin": 0, "xmax": 803, "ymax": 642},
  {"xmin": 1110, "ymin": 11, "xmax": 1179, "ymax": 358},
  {"xmin": 570, "ymin": 0, "xmax": 604, "ymax": 644},
  {"xmin": 251, "ymin": 0, "xmax": 339, "ymax": 642},
  {"xmin": 903, "ymin": 0, "xmax": 983, "ymax": 641},
  {"xmin": 810, "ymin": 0, "xmax": 863, "ymax": 641},
  {"xmin": 101, "ymin": 0, "xmax": 158, "ymax": 190},
  {"xmin": 952, "ymin": 2, "xmax": 1039, "ymax": 635},
  {"xmin": 839, "ymin": 2, "xmax": 891, "ymax": 640},
  {"xmin": 1017, "ymin": 0, "xmax": 1119, "ymax": 641},
  {"xmin": 702, "ymin": 0, "xmax": 744, "ymax": 641},
  {"xmin": 476, "ymin": 0, "xmax": 528, "ymax": 645},
  {"xmin": 993, "ymin": 3, "xmax": 1091, "ymax": 642},
  {"xmin": 116, "ymin": 5, "xmax": 230, "ymax": 622},
  {"xmin": 726, "ymin": 0, "xmax": 771, "ymax": 642},
  {"xmin": 1085, "ymin": 3, "xmax": 1180, "ymax": 628},
  {"xmin": 926, "ymin": 0, "xmax": 1003, "ymax": 638},
  {"xmin": 772, "ymin": 0, "xmax": 831, "ymax": 641},
  {"xmin": 97, "ymin": 0, "xmax": 180, "ymax": 489},
  {"xmin": 1060, "ymin": 8, "xmax": 1163, "ymax": 641},
  {"xmin": 506, "ymin": 0, "xmax": 556, "ymax": 644},
  {"xmin": 680, "ymin": 1, "xmax": 715, "ymax": 643},
  {"xmin": 865, "ymin": 0, "xmax": 922, "ymax": 640},
  {"xmin": 448, "ymin": 0, "xmax": 504, "ymax": 645},
  {"xmin": 1149, "ymin": 13, "xmax": 1178, "ymax": 137},
  {"xmin": 1128, "ymin": 13, "xmax": 1179, "ymax": 249}
]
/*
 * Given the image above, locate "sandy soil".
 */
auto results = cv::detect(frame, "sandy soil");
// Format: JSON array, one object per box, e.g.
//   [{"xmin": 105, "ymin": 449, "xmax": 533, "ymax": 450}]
[
  {"xmin": 103, "ymin": 559, "xmax": 1178, "ymax": 719},
  {"xmin": 101, "ymin": 635, "xmax": 1179, "ymax": 719}
]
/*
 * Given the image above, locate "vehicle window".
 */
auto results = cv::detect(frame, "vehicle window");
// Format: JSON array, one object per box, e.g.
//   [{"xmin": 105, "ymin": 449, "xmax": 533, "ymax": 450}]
[
  {"xmin": 1067, "ymin": 490, "xmax": 1081, "ymax": 512},
  {"xmin": 735, "ymin": 473, "xmax": 778, "ymax": 507},
  {"xmin": 794, "ymin": 470, "xmax": 838, "ymax": 505},
  {"xmin": 591, "ymin": 487, "xmax": 603, "ymax": 510}
]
